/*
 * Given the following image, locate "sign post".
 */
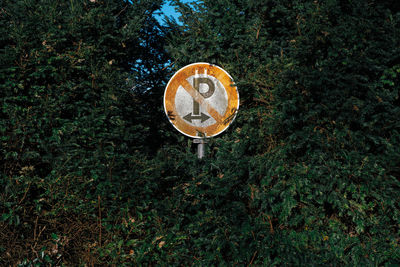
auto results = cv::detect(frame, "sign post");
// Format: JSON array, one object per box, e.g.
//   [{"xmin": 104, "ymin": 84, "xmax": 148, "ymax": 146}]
[
  {"xmin": 163, "ymin": 62, "xmax": 239, "ymax": 158},
  {"xmin": 193, "ymin": 138, "xmax": 207, "ymax": 159}
]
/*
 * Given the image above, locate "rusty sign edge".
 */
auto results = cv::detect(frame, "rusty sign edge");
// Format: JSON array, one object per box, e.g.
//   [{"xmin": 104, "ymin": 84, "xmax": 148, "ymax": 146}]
[{"xmin": 163, "ymin": 62, "xmax": 239, "ymax": 138}]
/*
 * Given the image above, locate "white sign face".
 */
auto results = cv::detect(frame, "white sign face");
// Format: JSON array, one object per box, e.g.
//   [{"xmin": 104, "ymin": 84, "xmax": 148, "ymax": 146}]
[{"xmin": 164, "ymin": 63, "xmax": 239, "ymax": 138}]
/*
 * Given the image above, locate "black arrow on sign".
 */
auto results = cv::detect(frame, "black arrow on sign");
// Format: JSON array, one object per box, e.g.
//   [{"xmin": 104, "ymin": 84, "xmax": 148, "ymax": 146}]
[{"xmin": 183, "ymin": 112, "xmax": 210, "ymax": 123}]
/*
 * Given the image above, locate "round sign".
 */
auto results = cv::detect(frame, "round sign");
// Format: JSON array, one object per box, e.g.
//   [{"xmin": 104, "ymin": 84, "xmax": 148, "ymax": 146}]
[{"xmin": 164, "ymin": 62, "xmax": 239, "ymax": 138}]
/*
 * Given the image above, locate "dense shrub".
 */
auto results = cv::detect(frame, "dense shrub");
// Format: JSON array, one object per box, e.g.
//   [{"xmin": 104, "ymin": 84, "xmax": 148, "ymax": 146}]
[
  {"xmin": 1, "ymin": 0, "xmax": 399, "ymax": 265},
  {"xmin": 0, "ymin": 0, "xmax": 169, "ymax": 265},
  {"xmin": 157, "ymin": 0, "xmax": 400, "ymax": 265}
]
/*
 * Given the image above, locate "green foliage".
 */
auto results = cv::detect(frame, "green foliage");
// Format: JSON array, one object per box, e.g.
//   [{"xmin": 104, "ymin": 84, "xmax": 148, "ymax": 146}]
[
  {"xmin": 0, "ymin": 0, "xmax": 169, "ymax": 265},
  {"xmin": 1, "ymin": 0, "xmax": 400, "ymax": 265},
  {"xmin": 157, "ymin": 0, "xmax": 400, "ymax": 265}
]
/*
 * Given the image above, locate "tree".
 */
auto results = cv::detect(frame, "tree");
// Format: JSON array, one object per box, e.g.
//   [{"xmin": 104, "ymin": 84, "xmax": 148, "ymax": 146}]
[
  {"xmin": 156, "ymin": 0, "xmax": 400, "ymax": 264},
  {"xmin": 1, "ymin": 0, "xmax": 399, "ymax": 265},
  {"xmin": 0, "ymin": 0, "xmax": 169, "ymax": 264}
]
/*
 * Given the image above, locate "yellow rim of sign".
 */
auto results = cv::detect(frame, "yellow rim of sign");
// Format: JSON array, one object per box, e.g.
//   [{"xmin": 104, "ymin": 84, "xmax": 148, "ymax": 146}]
[{"xmin": 163, "ymin": 62, "xmax": 239, "ymax": 138}]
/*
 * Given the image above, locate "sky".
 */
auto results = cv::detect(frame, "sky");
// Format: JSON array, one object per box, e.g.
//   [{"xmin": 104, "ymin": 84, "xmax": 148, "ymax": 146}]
[
  {"xmin": 161, "ymin": 1, "xmax": 180, "ymax": 19},
  {"xmin": 155, "ymin": 0, "xmax": 192, "ymax": 25}
]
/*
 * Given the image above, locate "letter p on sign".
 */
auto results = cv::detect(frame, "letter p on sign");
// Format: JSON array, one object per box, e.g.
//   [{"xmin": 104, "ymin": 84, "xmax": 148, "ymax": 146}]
[{"xmin": 164, "ymin": 62, "xmax": 239, "ymax": 138}]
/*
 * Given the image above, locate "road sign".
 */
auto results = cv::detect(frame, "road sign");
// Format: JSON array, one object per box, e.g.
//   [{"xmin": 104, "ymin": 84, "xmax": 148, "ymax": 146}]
[{"xmin": 164, "ymin": 62, "xmax": 239, "ymax": 138}]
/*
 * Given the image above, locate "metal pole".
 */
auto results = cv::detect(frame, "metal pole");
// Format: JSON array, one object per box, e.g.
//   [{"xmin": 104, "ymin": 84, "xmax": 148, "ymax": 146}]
[
  {"xmin": 193, "ymin": 138, "xmax": 207, "ymax": 159},
  {"xmin": 198, "ymin": 140, "xmax": 205, "ymax": 159}
]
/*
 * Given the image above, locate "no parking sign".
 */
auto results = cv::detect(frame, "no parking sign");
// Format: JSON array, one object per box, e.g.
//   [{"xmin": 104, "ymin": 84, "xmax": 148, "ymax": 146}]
[{"xmin": 163, "ymin": 63, "xmax": 239, "ymax": 138}]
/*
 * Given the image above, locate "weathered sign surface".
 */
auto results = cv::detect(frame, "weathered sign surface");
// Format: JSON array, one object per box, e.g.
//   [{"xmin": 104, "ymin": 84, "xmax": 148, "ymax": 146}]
[{"xmin": 164, "ymin": 63, "xmax": 239, "ymax": 138}]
